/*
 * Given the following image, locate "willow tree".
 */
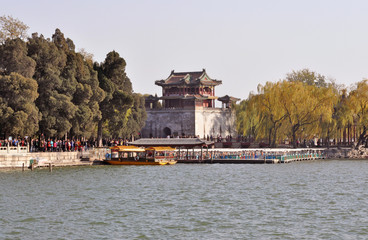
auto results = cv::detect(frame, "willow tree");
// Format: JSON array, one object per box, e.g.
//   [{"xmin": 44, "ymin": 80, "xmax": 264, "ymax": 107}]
[
  {"xmin": 330, "ymin": 90, "xmax": 352, "ymax": 146},
  {"xmin": 347, "ymin": 80, "xmax": 368, "ymax": 148},
  {"xmin": 257, "ymin": 82, "xmax": 287, "ymax": 147},
  {"xmin": 235, "ymin": 93, "xmax": 264, "ymax": 141},
  {"xmin": 279, "ymin": 81, "xmax": 335, "ymax": 148}
]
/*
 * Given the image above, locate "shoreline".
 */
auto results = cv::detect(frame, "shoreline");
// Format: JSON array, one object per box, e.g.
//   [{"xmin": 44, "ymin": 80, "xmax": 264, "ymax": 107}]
[
  {"xmin": 0, "ymin": 147, "xmax": 367, "ymax": 170},
  {"xmin": 1, "ymin": 158, "xmax": 368, "ymax": 171}
]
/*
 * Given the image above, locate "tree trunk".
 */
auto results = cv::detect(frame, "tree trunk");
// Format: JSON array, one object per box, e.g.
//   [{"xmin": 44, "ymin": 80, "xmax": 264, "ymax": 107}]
[
  {"xmin": 268, "ymin": 128, "xmax": 272, "ymax": 148},
  {"xmin": 292, "ymin": 130, "xmax": 297, "ymax": 148},
  {"xmin": 292, "ymin": 124, "xmax": 299, "ymax": 148},
  {"xmin": 97, "ymin": 120, "xmax": 103, "ymax": 147},
  {"xmin": 356, "ymin": 126, "xmax": 367, "ymax": 149},
  {"xmin": 272, "ymin": 126, "xmax": 278, "ymax": 148}
]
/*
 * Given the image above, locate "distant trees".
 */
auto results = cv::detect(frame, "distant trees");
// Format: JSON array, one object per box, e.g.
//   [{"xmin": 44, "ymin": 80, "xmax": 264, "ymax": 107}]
[{"xmin": 0, "ymin": 19, "xmax": 146, "ymax": 143}]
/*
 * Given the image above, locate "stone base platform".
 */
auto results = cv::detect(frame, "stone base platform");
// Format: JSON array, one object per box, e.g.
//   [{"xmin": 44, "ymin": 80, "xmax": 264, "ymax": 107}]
[{"xmin": 0, "ymin": 152, "xmax": 103, "ymax": 169}]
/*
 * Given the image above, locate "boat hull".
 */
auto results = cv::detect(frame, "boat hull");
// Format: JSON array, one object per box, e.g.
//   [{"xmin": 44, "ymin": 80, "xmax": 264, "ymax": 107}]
[{"xmin": 104, "ymin": 159, "xmax": 169, "ymax": 165}]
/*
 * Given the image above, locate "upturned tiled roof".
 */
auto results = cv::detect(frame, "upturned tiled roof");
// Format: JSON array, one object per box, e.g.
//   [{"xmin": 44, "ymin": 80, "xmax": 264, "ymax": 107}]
[
  {"xmin": 218, "ymin": 95, "xmax": 241, "ymax": 103},
  {"xmin": 155, "ymin": 69, "xmax": 222, "ymax": 86}
]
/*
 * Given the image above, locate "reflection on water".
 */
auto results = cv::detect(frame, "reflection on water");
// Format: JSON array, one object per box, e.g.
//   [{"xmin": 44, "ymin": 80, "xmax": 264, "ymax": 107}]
[{"xmin": 1, "ymin": 160, "xmax": 368, "ymax": 239}]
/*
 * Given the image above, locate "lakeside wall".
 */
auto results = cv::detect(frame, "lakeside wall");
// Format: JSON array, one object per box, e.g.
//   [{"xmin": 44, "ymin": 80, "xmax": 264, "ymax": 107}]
[
  {"xmin": 0, "ymin": 147, "xmax": 110, "ymax": 169},
  {"xmin": 0, "ymin": 152, "xmax": 89, "ymax": 168}
]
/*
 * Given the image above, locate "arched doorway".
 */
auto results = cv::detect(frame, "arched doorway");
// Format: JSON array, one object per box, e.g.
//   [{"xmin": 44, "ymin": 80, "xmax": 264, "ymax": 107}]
[{"xmin": 163, "ymin": 127, "xmax": 171, "ymax": 137}]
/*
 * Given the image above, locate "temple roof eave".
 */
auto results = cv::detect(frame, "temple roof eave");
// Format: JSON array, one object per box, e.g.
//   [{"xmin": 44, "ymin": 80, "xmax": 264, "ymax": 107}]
[
  {"xmin": 218, "ymin": 95, "xmax": 241, "ymax": 102},
  {"xmin": 155, "ymin": 70, "xmax": 223, "ymax": 87},
  {"xmin": 160, "ymin": 95, "xmax": 218, "ymax": 100},
  {"xmin": 155, "ymin": 81, "xmax": 222, "ymax": 87},
  {"xmin": 198, "ymin": 79, "xmax": 222, "ymax": 86}
]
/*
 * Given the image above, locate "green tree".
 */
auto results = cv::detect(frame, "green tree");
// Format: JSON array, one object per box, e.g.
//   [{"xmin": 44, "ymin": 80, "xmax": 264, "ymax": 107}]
[
  {"xmin": 27, "ymin": 31, "xmax": 76, "ymax": 138},
  {"xmin": 286, "ymin": 68, "xmax": 328, "ymax": 88},
  {"xmin": 0, "ymin": 24, "xmax": 145, "ymax": 141},
  {"xmin": 0, "ymin": 38, "xmax": 36, "ymax": 78},
  {"xmin": 0, "ymin": 73, "xmax": 41, "ymax": 137},
  {"xmin": 51, "ymin": 30, "xmax": 105, "ymax": 139},
  {"xmin": 27, "ymin": 29, "xmax": 106, "ymax": 139},
  {"xmin": 96, "ymin": 51, "xmax": 134, "ymax": 144},
  {"xmin": 122, "ymin": 93, "xmax": 147, "ymax": 139}
]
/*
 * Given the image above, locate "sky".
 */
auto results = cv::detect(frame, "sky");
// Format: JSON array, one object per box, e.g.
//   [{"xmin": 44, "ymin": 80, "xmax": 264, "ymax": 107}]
[{"xmin": 2, "ymin": 0, "xmax": 368, "ymax": 100}]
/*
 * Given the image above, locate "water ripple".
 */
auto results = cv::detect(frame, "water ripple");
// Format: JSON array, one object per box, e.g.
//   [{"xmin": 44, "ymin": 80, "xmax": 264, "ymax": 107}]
[{"xmin": 1, "ymin": 161, "xmax": 368, "ymax": 239}]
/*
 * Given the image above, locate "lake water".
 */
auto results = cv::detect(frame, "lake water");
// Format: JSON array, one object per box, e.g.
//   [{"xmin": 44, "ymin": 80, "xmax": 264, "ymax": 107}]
[{"xmin": 1, "ymin": 160, "xmax": 368, "ymax": 239}]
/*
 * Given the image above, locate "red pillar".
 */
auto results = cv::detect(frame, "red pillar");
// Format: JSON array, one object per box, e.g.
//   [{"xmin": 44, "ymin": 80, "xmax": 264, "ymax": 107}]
[{"xmin": 213, "ymin": 87, "xmax": 215, "ymax": 108}]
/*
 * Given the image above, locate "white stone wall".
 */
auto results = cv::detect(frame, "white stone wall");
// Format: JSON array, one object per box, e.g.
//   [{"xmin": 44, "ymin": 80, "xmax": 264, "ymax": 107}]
[
  {"xmin": 195, "ymin": 108, "xmax": 237, "ymax": 139},
  {"xmin": 141, "ymin": 109, "xmax": 196, "ymax": 137},
  {"xmin": 141, "ymin": 108, "xmax": 237, "ymax": 139}
]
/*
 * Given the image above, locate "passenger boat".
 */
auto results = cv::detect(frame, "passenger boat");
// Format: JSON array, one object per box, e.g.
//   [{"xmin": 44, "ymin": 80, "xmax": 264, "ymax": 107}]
[
  {"xmin": 145, "ymin": 146, "xmax": 177, "ymax": 165},
  {"xmin": 104, "ymin": 146, "xmax": 177, "ymax": 165}
]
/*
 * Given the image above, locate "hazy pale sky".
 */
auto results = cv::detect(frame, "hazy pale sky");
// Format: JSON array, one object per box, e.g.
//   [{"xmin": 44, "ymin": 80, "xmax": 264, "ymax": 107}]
[{"xmin": 2, "ymin": 0, "xmax": 368, "ymax": 99}]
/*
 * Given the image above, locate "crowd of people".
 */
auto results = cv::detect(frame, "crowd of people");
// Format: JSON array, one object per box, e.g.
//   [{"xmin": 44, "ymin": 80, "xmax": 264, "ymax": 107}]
[
  {"xmin": 0, "ymin": 138, "xmax": 28, "ymax": 148},
  {"xmin": 0, "ymin": 136, "xmax": 131, "ymax": 152}
]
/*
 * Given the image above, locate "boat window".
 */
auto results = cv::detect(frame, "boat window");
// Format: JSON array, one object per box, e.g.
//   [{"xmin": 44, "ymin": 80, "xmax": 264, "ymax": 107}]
[{"xmin": 120, "ymin": 152, "xmax": 128, "ymax": 158}]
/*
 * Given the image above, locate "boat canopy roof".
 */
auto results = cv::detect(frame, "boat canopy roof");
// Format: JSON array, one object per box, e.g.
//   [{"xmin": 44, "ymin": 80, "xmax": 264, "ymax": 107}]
[
  {"xmin": 145, "ymin": 146, "xmax": 176, "ymax": 152},
  {"xmin": 128, "ymin": 137, "xmax": 213, "ymax": 147},
  {"xmin": 110, "ymin": 146, "xmax": 145, "ymax": 152}
]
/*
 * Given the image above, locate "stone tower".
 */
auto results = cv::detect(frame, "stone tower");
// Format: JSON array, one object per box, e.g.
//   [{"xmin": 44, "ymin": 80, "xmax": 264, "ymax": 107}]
[{"xmin": 141, "ymin": 69, "xmax": 239, "ymax": 139}]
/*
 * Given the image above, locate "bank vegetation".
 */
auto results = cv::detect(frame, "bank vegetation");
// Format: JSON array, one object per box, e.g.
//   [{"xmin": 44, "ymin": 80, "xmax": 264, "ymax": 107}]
[
  {"xmin": 0, "ymin": 16, "xmax": 146, "ymax": 144},
  {"xmin": 235, "ymin": 69, "xmax": 368, "ymax": 149}
]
